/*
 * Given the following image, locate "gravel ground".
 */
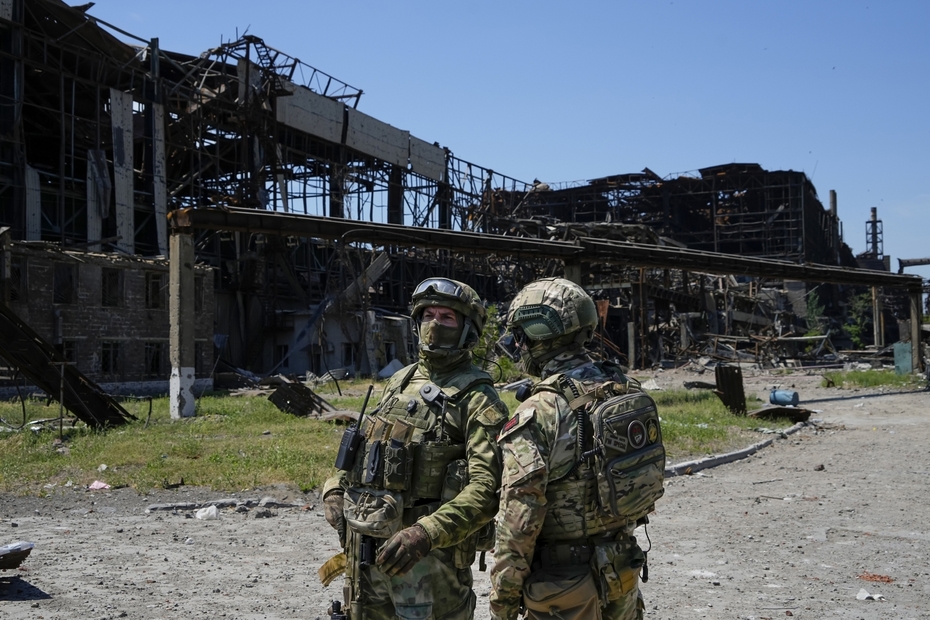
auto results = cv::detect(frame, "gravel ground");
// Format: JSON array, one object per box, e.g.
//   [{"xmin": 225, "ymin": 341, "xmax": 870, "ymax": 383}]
[{"xmin": 2, "ymin": 369, "xmax": 928, "ymax": 619}]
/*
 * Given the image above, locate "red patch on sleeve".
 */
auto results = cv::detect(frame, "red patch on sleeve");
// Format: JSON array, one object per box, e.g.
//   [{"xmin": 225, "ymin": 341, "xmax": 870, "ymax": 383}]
[{"xmin": 501, "ymin": 415, "xmax": 519, "ymax": 435}]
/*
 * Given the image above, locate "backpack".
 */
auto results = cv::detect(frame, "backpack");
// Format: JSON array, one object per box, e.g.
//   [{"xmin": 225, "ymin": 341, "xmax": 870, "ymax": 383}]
[{"xmin": 545, "ymin": 376, "xmax": 666, "ymax": 523}]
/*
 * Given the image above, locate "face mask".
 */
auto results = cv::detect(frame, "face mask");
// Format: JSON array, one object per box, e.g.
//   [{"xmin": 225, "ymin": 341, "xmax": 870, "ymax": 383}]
[
  {"xmin": 419, "ymin": 320, "xmax": 462, "ymax": 350},
  {"xmin": 518, "ymin": 339, "xmax": 551, "ymax": 377}
]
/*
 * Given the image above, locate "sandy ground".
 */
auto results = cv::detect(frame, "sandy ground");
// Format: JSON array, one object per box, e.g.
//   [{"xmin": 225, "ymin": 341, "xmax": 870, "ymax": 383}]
[{"xmin": 1, "ymin": 369, "xmax": 928, "ymax": 619}]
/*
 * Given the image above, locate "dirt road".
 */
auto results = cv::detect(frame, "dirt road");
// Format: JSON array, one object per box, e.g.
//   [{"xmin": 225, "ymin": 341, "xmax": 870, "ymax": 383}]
[{"xmin": 2, "ymin": 370, "xmax": 928, "ymax": 619}]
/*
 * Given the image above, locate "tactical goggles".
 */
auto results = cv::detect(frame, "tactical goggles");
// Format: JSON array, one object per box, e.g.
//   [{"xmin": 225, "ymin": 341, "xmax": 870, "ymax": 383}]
[{"xmin": 412, "ymin": 278, "xmax": 465, "ymax": 301}]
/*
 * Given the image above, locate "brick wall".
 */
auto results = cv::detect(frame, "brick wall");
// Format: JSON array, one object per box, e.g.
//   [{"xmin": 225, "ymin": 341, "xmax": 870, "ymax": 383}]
[{"xmin": 4, "ymin": 246, "xmax": 214, "ymax": 386}]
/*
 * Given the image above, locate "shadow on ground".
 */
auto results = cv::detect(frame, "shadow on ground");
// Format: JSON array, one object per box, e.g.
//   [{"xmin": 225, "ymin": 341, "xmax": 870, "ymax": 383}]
[{"xmin": 0, "ymin": 575, "xmax": 51, "ymax": 602}]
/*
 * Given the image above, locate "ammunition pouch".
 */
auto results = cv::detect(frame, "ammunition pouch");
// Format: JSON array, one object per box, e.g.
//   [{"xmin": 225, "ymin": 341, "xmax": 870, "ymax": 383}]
[
  {"xmin": 343, "ymin": 487, "xmax": 403, "ymax": 539},
  {"xmin": 591, "ymin": 539, "xmax": 644, "ymax": 601},
  {"xmin": 412, "ymin": 443, "xmax": 466, "ymax": 500}
]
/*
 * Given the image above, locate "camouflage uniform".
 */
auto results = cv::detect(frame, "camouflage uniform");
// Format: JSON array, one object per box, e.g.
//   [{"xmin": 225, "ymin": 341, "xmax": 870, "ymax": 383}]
[
  {"xmin": 324, "ymin": 278, "xmax": 508, "ymax": 620},
  {"xmin": 490, "ymin": 353, "xmax": 646, "ymax": 620},
  {"xmin": 491, "ymin": 277, "xmax": 650, "ymax": 620}
]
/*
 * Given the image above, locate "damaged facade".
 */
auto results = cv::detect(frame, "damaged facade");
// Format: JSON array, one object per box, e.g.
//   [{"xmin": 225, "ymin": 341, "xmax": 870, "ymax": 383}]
[
  {"xmin": 0, "ymin": 0, "xmax": 925, "ymax": 398},
  {"xmin": 0, "ymin": 228, "xmax": 213, "ymax": 395}
]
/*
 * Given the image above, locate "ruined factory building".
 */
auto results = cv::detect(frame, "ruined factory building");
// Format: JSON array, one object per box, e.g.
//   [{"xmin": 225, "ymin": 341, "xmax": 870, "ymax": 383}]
[{"xmin": 0, "ymin": 0, "xmax": 924, "ymax": 404}]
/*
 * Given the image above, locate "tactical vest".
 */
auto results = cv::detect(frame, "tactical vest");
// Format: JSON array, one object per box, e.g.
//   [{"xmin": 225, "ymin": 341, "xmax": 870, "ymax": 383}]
[
  {"xmin": 532, "ymin": 374, "xmax": 665, "ymax": 543},
  {"xmin": 343, "ymin": 363, "xmax": 494, "ymax": 538}
]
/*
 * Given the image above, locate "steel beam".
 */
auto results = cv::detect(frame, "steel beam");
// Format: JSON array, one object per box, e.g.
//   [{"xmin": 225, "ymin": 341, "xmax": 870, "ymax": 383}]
[
  {"xmin": 168, "ymin": 207, "xmax": 581, "ymax": 259},
  {"xmin": 579, "ymin": 238, "xmax": 923, "ymax": 290},
  {"xmin": 168, "ymin": 206, "xmax": 924, "ymax": 291}
]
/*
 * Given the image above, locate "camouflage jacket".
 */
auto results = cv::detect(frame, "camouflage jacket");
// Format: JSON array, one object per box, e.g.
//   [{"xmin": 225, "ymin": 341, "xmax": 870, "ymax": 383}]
[
  {"xmin": 323, "ymin": 357, "xmax": 508, "ymax": 550},
  {"xmin": 489, "ymin": 353, "xmax": 635, "ymax": 620}
]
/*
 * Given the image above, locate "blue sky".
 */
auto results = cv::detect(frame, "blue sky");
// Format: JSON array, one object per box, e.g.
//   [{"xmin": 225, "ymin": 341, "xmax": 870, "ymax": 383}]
[{"xmin": 87, "ymin": 1, "xmax": 930, "ymax": 286}]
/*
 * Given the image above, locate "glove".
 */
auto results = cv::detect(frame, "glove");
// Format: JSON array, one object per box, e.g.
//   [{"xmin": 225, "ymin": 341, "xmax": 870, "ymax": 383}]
[
  {"xmin": 375, "ymin": 524, "xmax": 432, "ymax": 577},
  {"xmin": 322, "ymin": 490, "xmax": 346, "ymax": 548}
]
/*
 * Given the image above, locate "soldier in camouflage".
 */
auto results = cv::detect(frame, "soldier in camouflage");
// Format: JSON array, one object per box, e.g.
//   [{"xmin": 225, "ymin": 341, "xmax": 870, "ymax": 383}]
[
  {"xmin": 323, "ymin": 277, "xmax": 509, "ymax": 620},
  {"xmin": 490, "ymin": 277, "xmax": 648, "ymax": 620}
]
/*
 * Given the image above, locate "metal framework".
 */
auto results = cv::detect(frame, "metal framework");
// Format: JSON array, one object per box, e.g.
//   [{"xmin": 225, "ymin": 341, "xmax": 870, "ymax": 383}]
[{"xmin": 1, "ymin": 1, "xmax": 924, "ymax": 380}]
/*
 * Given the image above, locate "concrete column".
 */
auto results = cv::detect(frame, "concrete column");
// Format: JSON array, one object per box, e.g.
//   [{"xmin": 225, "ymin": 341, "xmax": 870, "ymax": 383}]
[
  {"xmin": 563, "ymin": 261, "xmax": 582, "ymax": 284},
  {"xmin": 110, "ymin": 88, "xmax": 135, "ymax": 254},
  {"xmin": 152, "ymin": 102, "xmax": 168, "ymax": 255},
  {"xmin": 872, "ymin": 286, "xmax": 884, "ymax": 348},
  {"xmin": 24, "ymin": 164, "xmax": 40, "ymax": 240},
  {"xmin": 911, "ymin": 289, "xmax": 923, "ymax": 372},
  {"xmin": 169, "ymin": 230, "xmax": 196, "ymax": 418}
]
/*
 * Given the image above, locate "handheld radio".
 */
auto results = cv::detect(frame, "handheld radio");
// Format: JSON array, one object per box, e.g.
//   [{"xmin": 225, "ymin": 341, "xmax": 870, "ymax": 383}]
[{"xmin": 334, "ymin": 384, "xmax": 375, "ymax": 471}]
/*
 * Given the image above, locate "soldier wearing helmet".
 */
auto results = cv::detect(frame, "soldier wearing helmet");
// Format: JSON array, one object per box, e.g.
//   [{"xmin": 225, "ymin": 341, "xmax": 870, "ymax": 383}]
[
  {"xmin": 490, "ymin": 277, "xmax": 648, "ymax": 620},
  {"xmin": 322, "ymin": 277, "xmax": 508, "ymax": 620}
]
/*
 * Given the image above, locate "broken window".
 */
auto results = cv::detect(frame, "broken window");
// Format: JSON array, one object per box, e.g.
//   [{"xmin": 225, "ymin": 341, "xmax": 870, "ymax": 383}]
[
  {"xmin": 145, "ymin": 272, "xmax": 165, "ymax": 309},
  {"xmin": 101, "ymin": 268, "xmax": 122, "ymax": 307},
  {"xmin": 54, "ymin": 263, "xmax": 76, "ymax": 304},
  {"xmin": 275, "ymin": 344, "xmax": 290, "ymax": 369},
  {"xmin": 310, "ymin": 344, "xmax": 323, "ymax": 375},
  {"xmin": 9, "ymin": 259, "xmax": 24, "ymax": 302},
  {"xmin": 101, "ymin": 341, "xmax": 121, "ymax": 375},
  {"xmin": 144, "ymin": 342, "xmax": 164, "ymax": 378},
  {"xmin": 342, "ymin": 343, "xmax": 356, "ymax": 368},
  {"xmin": 54, "ymin": 340, "xmax": 76, "ymax": 364}
]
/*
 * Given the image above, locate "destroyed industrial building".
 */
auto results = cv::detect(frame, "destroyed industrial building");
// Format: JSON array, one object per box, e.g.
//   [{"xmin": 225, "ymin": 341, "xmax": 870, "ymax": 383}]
[{"xmin": 0, "ymin": 0, "xmax": 926, "ymax": 413}]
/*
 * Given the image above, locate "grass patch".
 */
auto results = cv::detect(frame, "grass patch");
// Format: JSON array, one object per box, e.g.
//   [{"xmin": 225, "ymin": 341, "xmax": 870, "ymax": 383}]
[
  {"xmin": 650, "ymin": 389, "xmax": 789, "ymax": 461},
  {"xmin": 0, "ymin": 383, "xmax": 795, "ymax": 496},
  {"xmin": 821, "ymin": 370, "xmax": 926, "ymax": 389},
  {"xmin": 0, "ymin": 394, "xmax": 344, "ymax": 496}
]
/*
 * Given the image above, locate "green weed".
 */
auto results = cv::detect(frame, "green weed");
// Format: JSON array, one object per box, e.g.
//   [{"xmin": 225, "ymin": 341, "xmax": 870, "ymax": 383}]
[
  {"xmin": 821, "ymin": 370, "xmax": 925, "ymax": 389},
  {"xmin": 0, "ymin": 384, "xmax": 796, "ymax": 496}
]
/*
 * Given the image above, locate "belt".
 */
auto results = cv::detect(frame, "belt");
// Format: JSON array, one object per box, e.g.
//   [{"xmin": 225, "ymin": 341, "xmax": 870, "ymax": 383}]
[
  {"xmin": 534, "ymin": 541, "xmax": 594, "ymax": 568},
  {"xmin": 534, "ymin": 531, "xmax": 626, "ymax": 568},
  {"xmin": 403, "ymin": 500, "xmax": 440, "ymax": 526}
]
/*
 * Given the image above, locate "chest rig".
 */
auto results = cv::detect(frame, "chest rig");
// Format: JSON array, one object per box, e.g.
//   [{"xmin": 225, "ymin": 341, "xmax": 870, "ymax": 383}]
[
  {"xmin": 533, "ymin": 374, "xmax": 665, "ymax": 542},
  {"xmin": 343, "ymin": 363, "xmax": 493, "ymax": 527}
]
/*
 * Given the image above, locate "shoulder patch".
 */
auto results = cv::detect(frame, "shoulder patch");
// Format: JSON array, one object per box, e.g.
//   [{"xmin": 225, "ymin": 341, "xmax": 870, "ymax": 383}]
[
  {"xmin": 476, "ymin": 400, "xmax": 509, "ymax": 428},
  {"xmin": 498, "ymin": 408, "xmax": 536, "ymax": 440}
]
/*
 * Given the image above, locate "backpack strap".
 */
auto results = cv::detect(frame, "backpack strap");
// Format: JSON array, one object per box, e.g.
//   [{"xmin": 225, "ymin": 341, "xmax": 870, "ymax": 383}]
[{"xmin": 546, "ymin": 373, "xmax": 591, "ymax": 484}]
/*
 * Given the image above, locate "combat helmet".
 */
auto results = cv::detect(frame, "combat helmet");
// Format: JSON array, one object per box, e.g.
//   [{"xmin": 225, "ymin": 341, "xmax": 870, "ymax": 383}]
[
  {"xmin": 507, "ymin": 277, "xmax": 598, "ymax": 374},
  {"xmin": 411, "ymin": 277, "xmax": 486, "ymax": 349}
]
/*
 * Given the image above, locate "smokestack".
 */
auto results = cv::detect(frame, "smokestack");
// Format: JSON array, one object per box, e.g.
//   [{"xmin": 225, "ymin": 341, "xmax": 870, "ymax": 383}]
[
  {"xmin": 870, "ymin": 207, "xmax": 879, "ymax": 256},
  {"xmin": 829, "ymin": 190, "xmax": 837, "ymax": 218}
]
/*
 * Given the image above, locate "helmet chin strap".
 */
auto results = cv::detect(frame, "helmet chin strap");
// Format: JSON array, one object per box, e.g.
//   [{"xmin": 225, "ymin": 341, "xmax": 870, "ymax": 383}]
[{"xmin": 456, "ymin": 321, "xmax": 472, "ymax": 349}]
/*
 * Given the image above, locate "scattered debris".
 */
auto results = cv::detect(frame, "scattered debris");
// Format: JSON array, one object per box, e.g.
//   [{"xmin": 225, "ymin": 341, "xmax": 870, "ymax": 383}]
[
  {"xmin": 0, "ymin": 302, "xmax": 136, "ymax": 429},
  {"xmin": 769, "ymin": 389, "xmax": 800, "ymax": 406},
  {"xmin": 858, "ymin": 572, "xmax": 894, "ymax": 583},
  {"xmin": 267, "ymin": 383, "xmax": 337, "ymax": 417},
  {"xmin": 747, "ymin": 406, "xmax": 812, "ymax": 423},
  {"xmin": 195, "ymin": 505, "xmax": 218, "ymax": 520},
  {"xmin": 714, "ymin": 366, "xmax": 747, "ymax": 415},
  {"xmin": 683, "ymin": 381, "xmax": 717, "ymax": 390},
  {"xmin": 500, "ymin": 378, "xmax": 532, "ymax": 392},
  {"xmin": 0, "ymin": 541, "xmax": 34, "ymax": 570},
  {"xmin": 88, "ymin": 480, "xmax": 110, "ymax": 490},
  {"xmin": 856, "ymin": 588, "xmax": 886, "ymax": 601}
]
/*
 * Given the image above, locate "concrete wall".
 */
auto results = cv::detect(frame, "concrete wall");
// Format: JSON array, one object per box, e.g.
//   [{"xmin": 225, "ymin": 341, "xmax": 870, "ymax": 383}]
[{"xmin": 2, "ymin": 245, "xmax": 214, "ymax": 387}]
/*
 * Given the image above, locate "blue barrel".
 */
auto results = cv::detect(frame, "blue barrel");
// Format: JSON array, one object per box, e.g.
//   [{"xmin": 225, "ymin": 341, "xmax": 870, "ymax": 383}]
[{"xmin": 770, "ymin": 389, "xmax": 799, "ymax": 406}]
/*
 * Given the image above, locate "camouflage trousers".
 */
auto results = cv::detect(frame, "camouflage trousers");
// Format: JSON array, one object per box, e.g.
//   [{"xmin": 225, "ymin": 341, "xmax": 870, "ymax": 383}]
[
  {"xmin": 346, "ymin": 530, "xmax": 476, "ymax": 620},
  {"xmin": 522, "ymin": 566, "xmax": 644, "ymax": 620}
]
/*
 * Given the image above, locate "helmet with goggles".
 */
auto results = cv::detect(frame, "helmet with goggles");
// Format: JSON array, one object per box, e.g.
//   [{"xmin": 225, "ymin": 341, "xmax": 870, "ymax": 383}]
[
  {"xmin": 507, "ymin": 277, "xmax": 598, "ymax": 346},
  {"xmin": 411, "ymin": 277, "xmax": 486, "ymax": 340}
]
